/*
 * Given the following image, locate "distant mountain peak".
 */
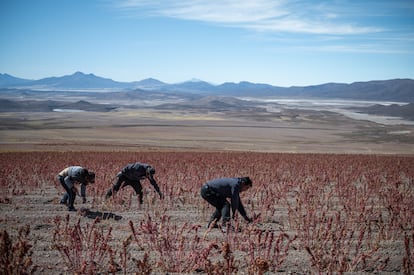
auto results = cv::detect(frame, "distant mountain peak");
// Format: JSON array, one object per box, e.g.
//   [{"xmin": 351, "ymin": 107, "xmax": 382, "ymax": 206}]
[
  {"xmin": 137, "ymin": 78, "xmax": 165, "ymax": 85},
  {"xmin": 0, "ymin": 73, "xmax": 32, "ymax": 86},
  {"xmin": 70, "ymin": 71, "xmax": 99, "ymax": 78},
  {"xmin": 187, "ymin": 78, "xmax": 204, "ymax": 83}
]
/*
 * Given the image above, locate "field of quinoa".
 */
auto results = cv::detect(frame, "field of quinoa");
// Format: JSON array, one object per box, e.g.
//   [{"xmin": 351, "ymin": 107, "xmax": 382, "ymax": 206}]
[{"xmin": 0, "ymin": 150, "xmax": 413, "ymax": 274}]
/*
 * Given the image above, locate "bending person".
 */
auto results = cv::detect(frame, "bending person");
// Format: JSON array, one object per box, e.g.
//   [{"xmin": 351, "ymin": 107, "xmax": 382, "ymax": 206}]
[
  {"xmin": 106, "ymin": 162, "xmax": 163, "ymax": 204},
  {"xmin": 201, "ymin": 177, "xmax": 253, "ymax": 231},
  {"xmin": 57, "ymin": 166, "xmax": 95, "ymax": 211}
]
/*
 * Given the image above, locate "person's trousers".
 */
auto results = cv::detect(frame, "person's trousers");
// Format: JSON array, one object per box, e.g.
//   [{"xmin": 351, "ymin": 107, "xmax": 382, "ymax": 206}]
[
  {"xmin": 58, "ymin": 175, "xmax": 76, "ymax": 209},
  {"xmin": 106, "ymin": 174, "xmax": 143, "ymax": 203},
  {"xmin": 200, "ymin": 184, "xmax": 230, "ymax": 226},
  {"xmin": 61, "ymin": 184, "xmax": 85, "ymax": 204}
]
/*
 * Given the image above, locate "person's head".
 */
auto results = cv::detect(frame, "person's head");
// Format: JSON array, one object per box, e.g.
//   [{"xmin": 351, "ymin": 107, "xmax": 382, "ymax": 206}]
[
  {"xmin": 87, "ymin": 171, "xmax": 95, "ymax": 183},
  {"xmin": 240, "ymin": 177, "xmax": 252, "ymax": 192},
  {"xmin": 81, "ymin": 169, "xmax": 95, "ymax": 184},
  {"xmin": 146, "ymin": 166, "xmax": 155, "ymax": 177}
]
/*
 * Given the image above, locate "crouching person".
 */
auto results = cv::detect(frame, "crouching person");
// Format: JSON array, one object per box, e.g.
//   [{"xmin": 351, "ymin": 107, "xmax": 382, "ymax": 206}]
[
  {"xmin": 201, "ymin": 177, "xmax": 253, "ymax": 231},
  {"xmin": 57, "ymin": 166, "xmax": 95, "ymax": 211}
]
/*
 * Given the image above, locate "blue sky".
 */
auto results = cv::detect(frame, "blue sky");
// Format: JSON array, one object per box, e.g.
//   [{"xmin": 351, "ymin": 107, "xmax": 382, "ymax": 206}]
[{"xmin": 1, "ymin": 0, "xmax": 413, "ymax": 86}]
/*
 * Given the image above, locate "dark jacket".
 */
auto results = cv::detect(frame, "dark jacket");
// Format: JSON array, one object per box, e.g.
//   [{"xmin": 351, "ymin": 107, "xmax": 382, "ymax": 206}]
[{"xmin": 205, "ymin": 177, "xmax": 248, "ymax": 218}]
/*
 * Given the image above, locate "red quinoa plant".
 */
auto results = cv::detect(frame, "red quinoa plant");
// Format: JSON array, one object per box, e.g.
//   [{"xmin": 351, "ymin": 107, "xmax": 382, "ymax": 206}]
[{"xmin": 0, "ymin": 225, "xmax": 35, "ymax": 274}]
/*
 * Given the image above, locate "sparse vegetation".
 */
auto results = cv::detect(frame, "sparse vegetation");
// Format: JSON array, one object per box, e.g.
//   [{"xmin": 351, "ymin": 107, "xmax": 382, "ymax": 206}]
[
  {"xmin": 0, "ymin": 225, "xmax": 36, "ymax": 274},
  {"xmin": 0, "ymin": 151, "xmax": 413, "ymax": 273}
]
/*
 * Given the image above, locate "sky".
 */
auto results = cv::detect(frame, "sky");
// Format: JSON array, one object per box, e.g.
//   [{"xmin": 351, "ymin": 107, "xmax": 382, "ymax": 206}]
[{"xmin": 1, "ymin": 0, "xmax": 414, "ymax": 87}]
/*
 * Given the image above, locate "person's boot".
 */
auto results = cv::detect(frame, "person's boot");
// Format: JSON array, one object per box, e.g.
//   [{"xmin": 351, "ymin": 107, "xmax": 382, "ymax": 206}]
[
  {"xmin": 68, "ymin": 206, "xmax": 76, "ymax": 212},
  {"xmin": 207, "ymin": 219, "xmax": 219, "ymax": 229}
]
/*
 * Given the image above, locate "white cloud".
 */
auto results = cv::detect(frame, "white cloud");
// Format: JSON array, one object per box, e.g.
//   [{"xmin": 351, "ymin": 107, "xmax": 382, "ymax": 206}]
[
  {"xmin": 249, "ymin": 18, "xmax": 381, "ymax": 35},
  {"xmin": 116, "ymin": 0, "xmax": 383, "ymax": 35},
  {"xmin": 159, "ymin": 0, "xmax": 288, "ymax": 23}
]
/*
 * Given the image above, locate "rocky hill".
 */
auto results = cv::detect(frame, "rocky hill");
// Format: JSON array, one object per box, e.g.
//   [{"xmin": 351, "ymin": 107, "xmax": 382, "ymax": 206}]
[
  {"xmin": 351, "ymin": 103, "xmax": 414, "ymax": 120},
  {"xmin": 0, "ymin": 99, "xmax": 116, "ymax": 112}
]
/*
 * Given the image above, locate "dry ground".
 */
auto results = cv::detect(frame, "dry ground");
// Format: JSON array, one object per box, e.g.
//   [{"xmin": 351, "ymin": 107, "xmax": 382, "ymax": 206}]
[
  {"xmin": 0, "ymin": 109, "xmax": 413, "ymax": 274},
  {"xmin": 1, "ymin": 151, "xmax": 412, "ymax": 274},
  {"xmin": 0, "ymin": 108, "xmax": 413, "ymax": 153},
  {"xmin": 3, "ymin": 186, "xmax": 300, "ymax": 274}
]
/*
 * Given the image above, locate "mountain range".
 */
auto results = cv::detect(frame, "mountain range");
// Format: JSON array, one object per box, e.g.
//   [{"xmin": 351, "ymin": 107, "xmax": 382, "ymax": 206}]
[{"xmin": 1, "ymin": 71, "xmax": 413, "ymax": 102}]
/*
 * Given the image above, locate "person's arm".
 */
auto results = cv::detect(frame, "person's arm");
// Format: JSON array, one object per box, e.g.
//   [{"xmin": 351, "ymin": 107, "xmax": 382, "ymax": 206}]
[
  {"xmin": 230, "ymin": 190, "xmax": 240, "ymax": 219},
  {"xmin": 230, "ymin": 187, "xmax": 252, "ymax": 222},
  {"xmin": 148, "ymin": 176, "xmax": 163, "ymax": 199},
  {"xmin": 80, "ymin": 184, "xmax": 87, "ymax": 203},
  {"xmin": 237, "ymin": 200, "xmax": 252, "ymax": 222}
]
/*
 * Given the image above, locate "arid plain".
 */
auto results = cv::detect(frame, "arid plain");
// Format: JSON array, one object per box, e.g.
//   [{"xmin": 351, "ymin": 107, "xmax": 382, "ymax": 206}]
[{"xmin": 1, "ymin": 105, "xmax": 413, "ymax": 153}]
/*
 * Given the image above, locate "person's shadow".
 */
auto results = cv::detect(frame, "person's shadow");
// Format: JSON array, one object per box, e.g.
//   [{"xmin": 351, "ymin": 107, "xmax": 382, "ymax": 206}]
[{"xmin": 81, "ymin": 208, "xmax": 122, "ymax": 221}]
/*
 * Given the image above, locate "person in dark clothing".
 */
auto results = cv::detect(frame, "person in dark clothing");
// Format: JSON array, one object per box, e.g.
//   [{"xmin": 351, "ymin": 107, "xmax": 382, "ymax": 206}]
[
  {"xmin": 201, "ymin": 177, "xmax": 253, "ymax": 230},
  {"xmin": 57, "ymin": 166, "xmax": 95, "ymax": 211},
  {"xmin": 105, "ymin": 162, "xmax": 163, "ymax": 204}
]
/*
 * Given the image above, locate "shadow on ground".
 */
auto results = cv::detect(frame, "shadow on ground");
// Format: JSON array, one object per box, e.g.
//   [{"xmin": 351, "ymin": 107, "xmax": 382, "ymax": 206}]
[{"xmin": 80, "ymin": 208, "xmax": 122, "ymax": 220}]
